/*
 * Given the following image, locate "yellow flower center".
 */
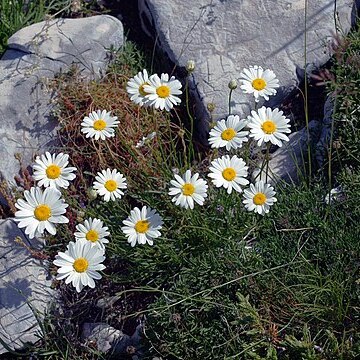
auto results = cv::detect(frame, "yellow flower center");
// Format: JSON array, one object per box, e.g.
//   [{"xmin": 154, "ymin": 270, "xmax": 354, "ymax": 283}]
[
  {"xmin": 134, "ymin": 220, "xmax": 150, "ymax": 233},
  {"xmin": 253, "ymin": 192, "xmax": 267, "ymax": 205},
  {"xmin": 222, "ymin": 167, "xmax": 236, "ymax": 181},
  {"xmin": 182, "ymin": 183, "xmax": 195, "ymax": 196},
  {"xmin": 156, "ymin": 85, "xmax": 170, "ymax": 98},
  {"xmin": 46, "ymin": 164, "xmax": 61, "ymax": 179},
  {"xmin": 85, "ymin": 230, "xmax": 99, "ymax": 243},
  {"xmin": 34, "ymin": 204, "xmax": 51, "ymax": 221},
  {"xmin": 93, "ymin": 119, "xmax": 107, "ymax": 131},
  {"xmin": 252, "ymin": 78, "xmax": 267, "ymax": 91},
  {"xmin": 261, "ymin": 120, "xmax": 277, "ymax": 134},
  {"xmin": 139, "ymin": 82, "xmax": 149, "ymax": 96},
  {"xmin": 104, "ymin": 180, "xmax": 117, "ymax": 192},
  {"xmin": 73, "ymin": 257, "xmax": 89, "ymax": 273},
  {"xmin": 221, "ymin": 128, "xmax": 236, "ymax": 141}
]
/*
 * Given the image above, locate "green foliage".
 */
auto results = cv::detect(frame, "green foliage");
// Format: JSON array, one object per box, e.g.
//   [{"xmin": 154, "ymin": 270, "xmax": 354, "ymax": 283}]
[
  {"xmin": 107, "ymin": 41, "xmax": 147, "ymax": 74},
  {"xmin": 326, "ymin": 25, "xmax": 360, "ymax": 175},
  {"xmin": 116, "ymin": 182, "xmax": 357, "ymax": 359},
  {"xmin": 0, "ymin": 0, "xmax": 46, "ymax": 54}
]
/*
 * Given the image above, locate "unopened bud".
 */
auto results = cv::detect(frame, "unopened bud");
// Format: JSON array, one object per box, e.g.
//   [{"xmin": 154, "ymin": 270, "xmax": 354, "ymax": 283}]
[
  {"xmin": 228, "ymin": 79, "xmax": 238, "ymax": 90},
  {"xmin": 186, "ymin": 60, "xmax": 195, "ymax": 73},
  {"xmin": 207, "ymin": 103, "xmax": 216, "ymax": 113}
]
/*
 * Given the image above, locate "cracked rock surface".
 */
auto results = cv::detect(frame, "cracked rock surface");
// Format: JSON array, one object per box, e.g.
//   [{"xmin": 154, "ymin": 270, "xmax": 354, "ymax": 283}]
[
  {"xmin": 139, "ymin": 0, "xmax": 359, "ymax": 139},
  {"xmin": 0, "ymin": 219, "xmax": 54, "ymax": 354},
  {"xmin": 0, "ymin": 15, "xmax": 123, "ymax": 186}
]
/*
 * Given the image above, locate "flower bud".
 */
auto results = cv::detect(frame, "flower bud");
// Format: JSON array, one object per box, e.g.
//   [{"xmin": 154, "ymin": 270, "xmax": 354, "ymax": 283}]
[
  {"xmin": 228, "ymin": 79, "xmax": 238, "ymax": 90},
  {"xmin": 207, "ymin": 103, "xmax": 216, "ymax": 113},
  {"xmin": 186, "ymin": 60, "xmax": 195, "ymax": 73}
]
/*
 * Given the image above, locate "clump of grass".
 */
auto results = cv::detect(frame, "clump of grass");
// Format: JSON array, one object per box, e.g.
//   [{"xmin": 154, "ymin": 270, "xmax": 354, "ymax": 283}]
[
  {"xmin": 117, "ymin": 181, "xmax": 358, "ymax": 359},
  {"xmin": 0, "ymin": 0, "xmax": 48, "ymax": 55},
  {"xmin": 320, "ymin": 24, "xmax": 360, "ymax": 179}
]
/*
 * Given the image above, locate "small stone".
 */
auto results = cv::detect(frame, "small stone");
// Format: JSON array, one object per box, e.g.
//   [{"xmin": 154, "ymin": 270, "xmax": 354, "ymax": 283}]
[
  {"xmin": 82, "ymin": 322, "xmax": 144, "ymax": 356},
  {"xmin": 82, "ymin": 322, "xmax": 129, "ymax": 353}
]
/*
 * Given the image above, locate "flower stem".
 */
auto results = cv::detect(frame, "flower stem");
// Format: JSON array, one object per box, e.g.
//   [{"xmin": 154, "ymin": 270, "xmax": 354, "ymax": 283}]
[
  {"xmin": 185, "ymin": 76, "xmax": 195, "ymax": 165},
  {"xmin": 326, "ymin": 94, "xmax": 337, "ymax": 217},
  {"xmin": 265, "ymin": 143, "xmax": 271, "ymax": 183},
  {"xmin": 254, "ymin": 143, "xmax": 270, "ymax": 182},
  {"xmin": 304, "ymin": 0, "xmax": 312, "ymax": 182},
  {"xmin": 228, "ymin": 89, "xmax": 233, "ymax": 115}
]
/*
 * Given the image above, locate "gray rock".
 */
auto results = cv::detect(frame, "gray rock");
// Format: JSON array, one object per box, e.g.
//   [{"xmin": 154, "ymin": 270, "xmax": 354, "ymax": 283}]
[
  {"xmin": 316, "ymin": 96, "xmax": 334, "ymax": 167},
  {"xmin": 0, "ymin": 15, "xmax": 123, "ymax": 187},
  {"xmin": 82, "ymin": 322, "xmax": 129, "ymax": 353},
  {"xmin": 82, "ymin": 322, "xmax": 144, "ymax": 356},
  {"xmin": 139, "ymin": 0, "xmax": 359, "ymax": 140},
  {"xmin": 252, "ymin": 120, "xmax": 320, "ymax": 184},
  {"xmin": 0, "ymin": 219, "xmax": 55, "ymax": 354}
]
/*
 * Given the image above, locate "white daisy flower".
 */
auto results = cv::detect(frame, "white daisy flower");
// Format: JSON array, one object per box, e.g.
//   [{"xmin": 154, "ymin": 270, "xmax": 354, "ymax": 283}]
[
  {"xmin": 14, "ymin": 186, "xmax": 68, "ymax": 239},
  {"xmin": 239, "ymin": 65, "xmax": 279, "ymax": 102},
  {"xmin": 243, "ymin": 180, "xmax": 277, "ymax": 215},
  {"xmin": 121, "ymin": 206, "xmax": 163, "ymax": 247},
  {"xmin": 144, "ymin": 73, "xmax": 182, "ymax": 111},
  {"xmin": 32, "ymin": 152, "xmax": 77, "ymax": 189},
  {"xmin": 168, "ymin": 169, "xmax": 208, "ymax": 209},
  {"xmin": 74, "ymin": 217, "xmax": 110, "ymax": 249},
  {"xmin": 93, "ymin": 168, "xmax": 127, "ymax": 202},
  {"xmin": 208, "ymin": 114, "xmax": 249, "ymax": 151},
  {"xmin": 126, "ymin": 69, "xmax": 151, "ymax": 106},
  {"xmin": 53, "ymin": 240, "xmax": 106, "ymax": 293},
  {"xmin": 81, "ymin": 110, "xmax": 119, "ymax": 141},
  {"xmin": 208, "ymin": 155, "xmax": 249, "ymax": 194},
  {"xmin": 247, "ymin": 106, "xmax": 291, "ymax": 147}
]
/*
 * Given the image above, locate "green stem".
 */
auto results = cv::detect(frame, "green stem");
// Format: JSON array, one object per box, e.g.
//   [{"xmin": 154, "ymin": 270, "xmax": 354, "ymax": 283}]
[
  {"xmin": 254, "ymin": 143, "xmax": 270, "ymax": 182},
  {"xmin": 304, "ymin": 0, "xmax": 312, "ymax": 182},
  {"xmin": 327, "ymin": 93, "xmax": 337, "ymax": 214},
  {"xmin": 265, "ymin": 142, "xmax": 271, "ymax": 183},
  {"xmin": 185, "ymin": 76, "xmax": 195, "ymax": 165},
  {"xmin": 173, "ymin": 110, "xmax": 188, "ymax": 169},
  {"xmin": 228, "ymin": 89, "xmax": 233, "ymax": 115}
]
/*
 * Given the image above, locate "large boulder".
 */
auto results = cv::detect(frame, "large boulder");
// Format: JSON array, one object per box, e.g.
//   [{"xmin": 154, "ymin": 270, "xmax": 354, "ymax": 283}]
[
  {"xmin": 0, "ymin": 15, "xmax": 123, "ymax": 186},
  {"xmin": 139, "ymin": 0, "xmax": 359, "ymax": 139},
  {"xmin": 0, "ymin": 219, "xmax": 54, "ymax": 354}
]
